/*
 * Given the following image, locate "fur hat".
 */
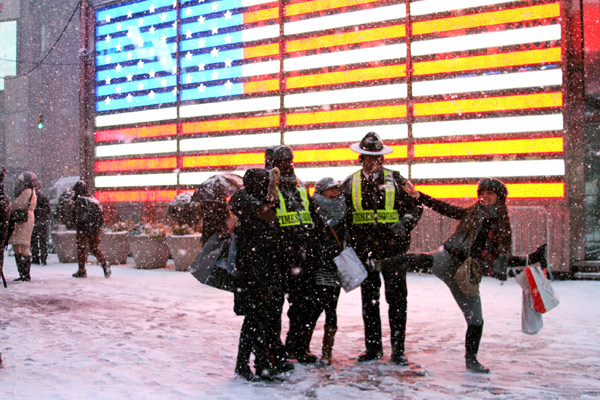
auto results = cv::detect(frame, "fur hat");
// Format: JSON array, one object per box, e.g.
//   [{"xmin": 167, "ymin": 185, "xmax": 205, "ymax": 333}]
[
  {"xmin": 350, "ymin": 132, "xmax": 393, "ymax": 155},
  {"xmin": 477, "ymin": 178, "xmax": 508, "ymax": 203}
]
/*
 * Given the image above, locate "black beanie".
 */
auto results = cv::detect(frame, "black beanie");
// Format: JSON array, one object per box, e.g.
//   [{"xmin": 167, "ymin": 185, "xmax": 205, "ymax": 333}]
[{"xmin": 477, "ymin": 178, "xmax": 508, "ymax": 203}]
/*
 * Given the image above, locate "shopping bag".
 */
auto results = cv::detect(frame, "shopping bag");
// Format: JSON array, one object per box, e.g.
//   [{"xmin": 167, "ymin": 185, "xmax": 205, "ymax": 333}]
[
  {"xmin": 189, "ymin": 234, "xmax": 235, "ymax": 292},
  {"xmin": 521, "ymin": 290, "xmax": 544, "ymax": 334},
  {"xmin": 334, "ymin": 247, "xmax": 368, "ymax": 293},
  {"xmin": 524, "ymin": 265, "xmax": 559, "ymax": 314}
]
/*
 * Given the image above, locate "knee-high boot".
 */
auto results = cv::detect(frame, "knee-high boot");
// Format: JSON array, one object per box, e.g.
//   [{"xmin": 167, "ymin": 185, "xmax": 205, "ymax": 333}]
[
  {"xmin": 13, "ymin": 254, "xmax": 31, "ymax": 282},
  {"xmin": 465, "ymin": 324, "xmax": 489, "ymax": 373},
  {"xmin": 320, "ymin": 327, "xmax": 337, "ymax": 365}
]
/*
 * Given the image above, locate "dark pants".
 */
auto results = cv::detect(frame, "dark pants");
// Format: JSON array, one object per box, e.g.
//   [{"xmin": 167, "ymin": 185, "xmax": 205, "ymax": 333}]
[
  {"xmin": 76, "ymin": 231, "xmax": 107, "ymax": 270},
  {"xmin": 285, "ymin": 272, "xmax": 321, "ymax": 355},
  {"xmin": 360, "ymin": 265, "xmax": 408, "ymax": 356},
  {"xmin": 313, "ymin": 285, "xmax": 341, "ymax": 329},
  {"xmin": 31, "ymin": 223, "xmax": 49, "ymax": 263}
]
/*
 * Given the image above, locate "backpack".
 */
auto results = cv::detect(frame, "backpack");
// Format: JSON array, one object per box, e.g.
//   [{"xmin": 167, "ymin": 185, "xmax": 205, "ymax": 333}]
[{"xmin": 79, "ymin": 196, "xmax": 104, "ymax": 233}]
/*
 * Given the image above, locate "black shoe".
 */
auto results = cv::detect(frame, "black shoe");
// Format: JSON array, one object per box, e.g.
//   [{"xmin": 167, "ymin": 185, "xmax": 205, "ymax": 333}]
[
  {"xmin": 295, "ymin": 353, "xmax": 318, "ymax": 364},
  {"xmin": 13, "ymin": 277, "xmax": 30, "ymax": 282},
  {"xmin": 391, "ymin": 352, "xmax": 409, "ymax": 366},
  {"xmin": 273, "ymin": 360, "xmax": 294, "ymax": 373},
  {"xmin": 235, "ymin": 365, "xmax": 260, "ymax": 381},
  {"xmin": 102, "ymin": 262, "xmax": 112, "ymax": 278},
  {"xmin": 466, "ymin": 355, "xmax": 490, "ymax": 373},
  {"xmin": 357, "ymin": 350, "xmax": 383, "ymax": 362},
  {"xmin": 31, "ymin": 258, "xmax": 40, "ymax": 265},
  {"xmin": 72, "ymin": 271, "xmax": 87, "ymax": 278}
]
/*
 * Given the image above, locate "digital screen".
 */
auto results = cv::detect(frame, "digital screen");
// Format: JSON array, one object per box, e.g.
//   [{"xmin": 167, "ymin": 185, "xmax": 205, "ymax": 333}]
[
  {"xmin": 93, "ymin": 0, "xmax": 564, "ymax": 203},
  {"xmin": 0, "ymin": 20, "xmax": 17, "ymax": 91}
]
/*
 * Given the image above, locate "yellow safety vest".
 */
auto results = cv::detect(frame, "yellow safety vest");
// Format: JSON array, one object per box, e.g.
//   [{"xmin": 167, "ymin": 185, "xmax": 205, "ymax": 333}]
[
  {"xmin": 351, "ymin": 169, "xmax": 399, "ymax": 224},
  {"xmin": 276, "ymin": 186, "xmax": 314, "ymax": 227}
]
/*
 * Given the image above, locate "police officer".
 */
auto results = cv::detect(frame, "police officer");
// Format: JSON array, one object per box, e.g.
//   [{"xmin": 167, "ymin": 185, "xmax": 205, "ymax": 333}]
[
  {"xmin": 266, "ymin": 145, "xmax": 323, "ymax": 364},
  {"xmin": 340, "ymin": 132, "xmax": 422, "ymax": 365}
]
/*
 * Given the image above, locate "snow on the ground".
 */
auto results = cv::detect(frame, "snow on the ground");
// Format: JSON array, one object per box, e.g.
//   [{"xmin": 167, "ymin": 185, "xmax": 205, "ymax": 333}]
[{"xmin": 1, "ymin": 253, "xmax": 599, "ymax": 400}]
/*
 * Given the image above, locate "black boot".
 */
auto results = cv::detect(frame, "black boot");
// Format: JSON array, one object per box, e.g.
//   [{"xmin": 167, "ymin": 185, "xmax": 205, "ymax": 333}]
[
  {"xmin": 235, "ymin": 321, "xmax": 258, "ymax": 381},
  {"xmin": 13, "ymin": 255, "xmax": 31, "ymax": 282},
  {"xmin": 465, "ymin": 325, "xmax": 490, "ymax": 373}
]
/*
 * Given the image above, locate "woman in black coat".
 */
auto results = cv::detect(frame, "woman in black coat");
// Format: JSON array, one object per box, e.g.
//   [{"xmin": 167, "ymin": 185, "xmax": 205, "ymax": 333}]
[{"xmin": 229, "ymin": 168, "xmax": 291, "ymax": 381}]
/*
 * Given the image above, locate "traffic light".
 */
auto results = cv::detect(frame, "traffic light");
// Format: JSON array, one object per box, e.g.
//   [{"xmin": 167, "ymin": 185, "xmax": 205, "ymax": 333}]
[{"xmin": 36, "ymin": 114, "xmax": 44, "ymax": 130}]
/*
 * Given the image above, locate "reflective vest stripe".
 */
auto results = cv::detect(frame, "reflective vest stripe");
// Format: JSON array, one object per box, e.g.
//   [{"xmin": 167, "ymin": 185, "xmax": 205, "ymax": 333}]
[
  {"xmin": 276, "ymin": 186, "xmax": 314, "ymax": 227},
  {"xmin": 351, "ymin": 170, "xmax": 400, "ymax": 224}
]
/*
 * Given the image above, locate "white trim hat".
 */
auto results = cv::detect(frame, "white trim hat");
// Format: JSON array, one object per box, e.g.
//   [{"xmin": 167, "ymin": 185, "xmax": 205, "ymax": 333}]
[{"xmin": 350, "ymin": 132, "xmax": 393, "ymax": 155}]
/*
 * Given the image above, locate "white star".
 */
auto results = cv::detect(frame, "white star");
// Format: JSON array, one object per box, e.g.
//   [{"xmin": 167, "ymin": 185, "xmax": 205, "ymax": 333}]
[
  {"xmin": 126, "ymin": 93, "xmax": 133, "ymax": 102},
  {"xmin": 198, "ymin": 84, "xmax": 206, "ymax": 93},
  {"xmin": 197, "ymin": 16, "xmax": 205, "ymax": 25},
  {"xmin": 172, "ymin": 21, "xmax": 177, "ymax": 30},
  {"xmin": 185, "ymin": 7, "xmax": 192, "ymax": 17},
  {"xmin": 224, "ymin": 58, "xmax": 232, "ymax": 67},
  {"xmin": 105, "ymin": 15, "xmax": 111, "ymax": 23},
  {"xmin": 212, "ymin": 2, "xmax": 219, "ymax": 11},
  {"xmin": 224, "ymin": 80, "xmax": 232, "ymax": 90},
  {"xmin": 185, "ymin": 51, "xmax": 192, "ymax": 61},
  {"xmin": 211, "ymin": 71, "xmax": 219, "ymax": 80},
  {"xmin": 126, "ymin": 52, "xmax": 133, "ymax": 60},
  {"xmin": 149, "ymin": 90, "xmax": 156, "ymax": 100},
  {"xmin": 172, "ymin": 1, "xmax": 177, "ymax": 8},
  {"xmin": 137, "ymin": 39, "xmax": 144, "ymax": 48},
  {"xmin": 126, "ymin": 30, "xmax": 133, "ymax": 39},
  {"xmin": 116, "ymin": 64, "xmax": 122, "ymax": 72},
  {"xmin": 149, "ymin": 4, "xmax": 155, "ymax": 13},
  {"xmin": 116, "ymin": 22, "xmax": 122, "ymax": 31},
  {"xmin": 197, "ymin": 62, "xmax": 205, "ymax": 71},
  {"xmin": 160, "ymin": 56, "xmax": 168, "ymax": 65},
  {"xmin": 138, "ymin": 18, "xmax": 144, "ymax": 27},
  {"xmin": 211, "ymin": 47, "xmax": 219, "ymax": 57},
  {"xmin": 224, "ymin": 10, "xmax": 232, "ymax": 20},
  {"xmin": 149, "ymin": 26, "xmax": 155, "ymax": 35},
  {"xmin": 116, "ymin": 43, "xmax": 122, "ymax": 52},
  {"xmin": 105, "ymin": 97, "xmax": 111, "ymax": 105},
  {"xmin": 161, "ymin": 78, "xmax": 167, "ymax": 87},
  {"xmin": 185, "ymin": 30, "xmax": 192, "ymax": 39},
  {"xmin": 172, "ymin": 43, "xmax": 177, "ymax": 52},
  {"xmin": 149, "ymin": 47, "xmax": 155, "ymax": 56},
  {"xmin": 126, "ymin": 72, "xmax": 133, "ymax": 81},
  {"xmin": 105, "ymin": 55, "xmax": 111, "ymax": 63},
  {"xmin": 224, "ymin": 34, "xmax": 232, "ymax": 44},
  {"xmin": 198, "ymin": 38, "xmax": 206, "ymax": 47},
  {"xmin": 105, "ymin": 76, "xmax": 111, "ymax": 85},
  {"xmin": 160, "ymin": 34, "xmax": 167, "ymax": 44},
  {"xmin": 161, "ymin": 13, "xmax": 167, "ymax": 22},
  {"xmin": 105, "ymin": 34, "xmax": 111, "ymax": 43},
  {"xmin": 137, "ymin": 59, "xmax": 144, "ymax": 68},
  {"xmin": 127, "ymin": 9, "xmax": 132, "ymax": 18},
  {"xmin": 137, "ymin": 82, "xmax": 144, "ymax": 90},
  {"xmin": 116, "ymin": 85, "xmax": 122, "ymax": 94},
  {"xmin": 185, "ymin": 74, "xmax": 192, "ymax": 84},
  {"xmin": 211, "ymin": 25, "xmax": 218, "ymax": 35},
  {"xmin": 172, "ymin": 87, "xmax": 178, "ymax": 96},
  {"xmin": 149, "ymin": 69, "xmax": 156, "ymax": 78},
  {"xmin": 172, "ymin": 66, "xmax": 177, "ymax": 74}
]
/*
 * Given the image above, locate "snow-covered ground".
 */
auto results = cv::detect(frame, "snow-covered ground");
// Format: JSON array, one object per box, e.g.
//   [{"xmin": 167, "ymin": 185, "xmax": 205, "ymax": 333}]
[{"xmin": 1, "ymin": 253, "xmax": 599, "ymax": 400}]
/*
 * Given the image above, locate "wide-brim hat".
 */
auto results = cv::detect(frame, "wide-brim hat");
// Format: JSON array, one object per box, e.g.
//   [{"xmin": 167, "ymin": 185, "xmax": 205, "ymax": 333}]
[{"xmin": 350, "ymin": 132, "xmax": 393, "ymax": 155}]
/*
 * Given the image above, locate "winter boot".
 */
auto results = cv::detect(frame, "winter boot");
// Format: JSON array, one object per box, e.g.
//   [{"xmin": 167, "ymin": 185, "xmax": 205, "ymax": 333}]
[
  {"xmin": 31, "ymin": 256, "xmax": 40, "ymax": 265},
  {"xmin": 102, "ymin": 262, "xmax": 112, "ymax": 278},
  {"xmin": 318, "ymin": 327, "xmax": 337, "ymax": 366},
  {"xmin": 465, "ymin": 325, "xmax": 490, "ymax": 373},
  {"xmin": 13, "ymin": 255, "xmax": 31, "ymax": 282},
  {"xmin": 72, "ymin": 268, "xmax": 87, "ymax": 278}
]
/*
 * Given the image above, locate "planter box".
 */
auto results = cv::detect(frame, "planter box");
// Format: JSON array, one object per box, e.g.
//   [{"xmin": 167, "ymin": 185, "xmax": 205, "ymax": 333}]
[
  {"xmin": 166, "ymin": 234, "xmax": 203, "ymax": 272},
  {"xmin": 128, "ymin": 235, "xmax": 169, "ymax": 269},
  {"xmin": 51, "ymin": 230, "xmax": 79, "ymax": 263},
  {"xmin": 100, "ymin": 231, "xmax": 130, "ymax": 265}
]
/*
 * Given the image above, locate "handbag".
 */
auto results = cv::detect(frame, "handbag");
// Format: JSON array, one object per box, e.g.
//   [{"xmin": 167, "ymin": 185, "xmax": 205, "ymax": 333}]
[
  {"xmin": 454, "ymin": 230, "xmax": 483, "ymax": 298},
  {"xmin": 189, "ymin": 233, "xmax": 235, "ymax": 292},
  {"xmin": 334, "ymin": 246, "xmax": 368, "ymax": 293}
]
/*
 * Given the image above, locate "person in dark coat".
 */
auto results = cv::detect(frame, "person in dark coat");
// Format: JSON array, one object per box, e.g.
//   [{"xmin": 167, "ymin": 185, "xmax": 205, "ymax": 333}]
[
  {"xmin": 266, "ymin": 146, "xmax": 326, "ymax": 364},
  {"xmin": 71, "ymin": 180, "xmax": 111, "ymax": 279},
  {"xmin": 229, "ymin": 168, "xmax": 292, "ymax": 381},
  {"xmin": 340, "ymin": 132, "xmax": 423, "ymax": 365},
  {"xmin": 311, "ymin": 177, "xmax": 345, "ymax": 365},
  {"xmin": 9, "ymin": 171, "xmax": 38, "ymax": 282},
  {"xmin": 31, "ymin": 180, "xmax": 51, "ymax": 265},
  {"xmin": 395, "ymin": 178, "xmax": 547, "ymax": 373},
  {"xmin": 0, "ymin": 166, "xmax": 12, "ymax": 287}
]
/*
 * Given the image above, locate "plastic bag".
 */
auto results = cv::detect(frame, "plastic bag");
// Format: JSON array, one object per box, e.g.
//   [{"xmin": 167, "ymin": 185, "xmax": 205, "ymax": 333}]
[{"xmin": 334, "ymin": 247, "xmax": 367, "ymax": 293}]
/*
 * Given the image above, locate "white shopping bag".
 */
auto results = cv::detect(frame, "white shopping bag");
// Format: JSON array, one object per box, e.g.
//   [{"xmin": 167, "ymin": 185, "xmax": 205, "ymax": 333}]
[
  {"xmin": 523, "ymin": 265, "xmax": 559, "ymax": 313},
  {"xmin": 521, "ymin": 290, "xmax": 543, "ymax": 334},
  {"xmin": 334, "ymin": 247, "xmax": 368, "ymax": 293}
]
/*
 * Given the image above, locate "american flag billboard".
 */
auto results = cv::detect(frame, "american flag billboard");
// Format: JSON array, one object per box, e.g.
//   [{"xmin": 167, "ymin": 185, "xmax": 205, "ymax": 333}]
[{"xmin": 93, "ymin": 0, "xmax": 565, "ymax": 203}]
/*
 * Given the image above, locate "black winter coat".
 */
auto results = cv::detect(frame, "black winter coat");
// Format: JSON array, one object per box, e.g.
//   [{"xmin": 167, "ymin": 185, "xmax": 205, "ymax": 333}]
[
  {"xmin": 341, "ymin": 168, "xmax": 422, "ymax": 261},
  {"xmin": 0, "ymin": 186, "xmax": 11, "ymax": 248},
  {"xmin": 34, "ymin": 192, "xmax": 51, "ymax": 227}
]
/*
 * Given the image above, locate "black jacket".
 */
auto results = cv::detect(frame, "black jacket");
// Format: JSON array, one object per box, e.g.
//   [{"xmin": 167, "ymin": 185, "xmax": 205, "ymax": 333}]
[
  {"xmin": 0, "ymin": 186, "xmax": 11, "ymax": 248},
  {"xmin": 34, "ymin": 192, "xmax": 51, "ymax": 226},
  {"xmin": 341, "ymin": 168, "xmax": 422, "ymax": 261}
]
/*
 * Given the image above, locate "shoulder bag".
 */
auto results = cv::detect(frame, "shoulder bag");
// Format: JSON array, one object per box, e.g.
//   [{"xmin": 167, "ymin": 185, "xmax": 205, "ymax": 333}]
[{"xmin": 454, "ymin": 230, "xmax": 483, "ymax": 298}]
